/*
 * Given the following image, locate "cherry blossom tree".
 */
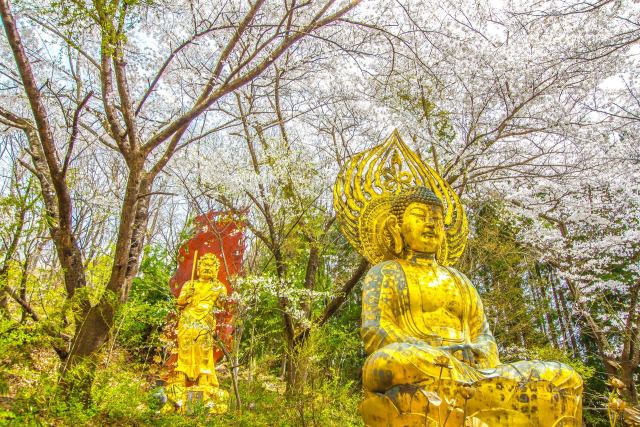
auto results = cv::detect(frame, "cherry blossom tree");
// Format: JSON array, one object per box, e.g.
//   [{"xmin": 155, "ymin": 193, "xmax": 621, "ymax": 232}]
[{"xmin": 0, "ymin": 0, "xmax": 361, "ymax": 398}]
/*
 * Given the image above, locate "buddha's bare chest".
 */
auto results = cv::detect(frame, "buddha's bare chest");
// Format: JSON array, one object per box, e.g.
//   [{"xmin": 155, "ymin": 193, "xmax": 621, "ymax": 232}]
[{"xmin": 400, "ymin": 263, "xmax": 464, "ymax": 318}]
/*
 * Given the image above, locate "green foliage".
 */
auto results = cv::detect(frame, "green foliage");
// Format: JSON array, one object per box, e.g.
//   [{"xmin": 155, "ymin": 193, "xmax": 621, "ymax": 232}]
[
  {"xmin": 91, "ymin": 355, "xmax": 156, "ymax": 424},
  {"xmin": 0, "ymin": 317, "xmax": 42, "ymax": 360},
  {"xmin": 198, "ymin": 324, "xmax": 364, "ymax": 427},
  {"xmin": 0, "ymin": 317, "xmax": 61, "ymax": 402},
  {"xmin": 462, "ymin": 201, "xmax": 546, "ymax": 347},
  {"xmin": 115, "ymin": 246, "xmax": 174, "ymax": 361},
  {"xmin": 500, "ymin": 343, "xmax": 595, "ymax": 383},
  {"xmin": 1, "ymin": 325, "xmax": 364, "ymax": 426},
  {"xmin": 0, "ymin": 195, "xmax": 620, "ymax": 427},
  {"xmin": 191, "ymin": 374, "xmax": 362, "ymax": 427},
  {"xmin": 27, "ymin": 0, "xmax": 158, "ymax": 58},
  {"xmin": 282, "ymin": 325, "xmax": 364, "ymax": 426},
  {"xmin": 84, "ymin": 253, "xmax": 115, "ymax": 305},
  {"xmin": 3, "ymin": 357, "xmax": 155, "ymax": 426},
  {"xmin": 171, "ymin": 216, "xmax": 196, "ymax": 265},
  {"xmin": 532, "ymin": 346, "xmax": 596, "ymax": 382},
  {"xmin": 0, "ymin": 346, "xmax": 98, "ymax": 426}
]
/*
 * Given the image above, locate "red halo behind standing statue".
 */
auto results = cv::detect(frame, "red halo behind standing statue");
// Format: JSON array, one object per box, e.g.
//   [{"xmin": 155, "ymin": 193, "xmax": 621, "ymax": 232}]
[{"xmin": 166, "ymin": 210, "xmax": 246, "ymax": 372}]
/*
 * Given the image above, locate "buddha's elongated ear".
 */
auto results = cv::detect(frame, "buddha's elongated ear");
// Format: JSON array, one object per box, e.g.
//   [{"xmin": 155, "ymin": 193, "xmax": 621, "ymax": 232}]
[{"xmin": 385, "ymin": 215, "xmax": 403, "ymax": 256}]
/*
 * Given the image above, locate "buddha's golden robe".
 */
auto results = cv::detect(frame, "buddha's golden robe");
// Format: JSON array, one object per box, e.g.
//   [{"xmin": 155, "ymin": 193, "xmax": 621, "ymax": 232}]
[
  {"xmin": 175, "ymin": 278, "xmax": 227, "ymax": 384},
  {"xmin": 361, "ymin": 259, "xmax": 583, "ymax": 426}
]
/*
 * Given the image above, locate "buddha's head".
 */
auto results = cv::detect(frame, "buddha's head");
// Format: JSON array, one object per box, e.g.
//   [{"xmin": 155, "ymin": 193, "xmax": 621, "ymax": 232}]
[
  {"xmin": 197, "ymin": 253, "xmax": 220, "ymax": 280},
  {"xmin": 387, "ymin": 186, "xmax": 445, "ymax": 258}
]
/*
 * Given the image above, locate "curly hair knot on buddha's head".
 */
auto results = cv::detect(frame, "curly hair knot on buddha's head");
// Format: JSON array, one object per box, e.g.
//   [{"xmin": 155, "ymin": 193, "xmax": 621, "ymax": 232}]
[{"xmin": 391, "ymin": 186, "xmax": 444, "ymax": 225}]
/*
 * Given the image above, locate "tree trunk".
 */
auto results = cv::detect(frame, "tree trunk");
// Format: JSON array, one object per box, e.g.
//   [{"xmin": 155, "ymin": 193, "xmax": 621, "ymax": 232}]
[
  {"xmin": 550, "ymin": 278, "xmax": 573, "ymax": 354},
  {"xmin": 0, "ymin": 4, "xmax": 88, "ymax": 309},
  {"xmin": 536, "ymin": 283, "xmax": 558, "ymax": 347},
  {"xmin": 532, "ymin": 264, "xmax": 559, "ymax": 348},
  {"xmin": 286, "ymin": 341, "xmax": 309, "ymax": 397},
  {"xmin": 621, "ymin": 361, "xmax": 638, "ymax": 405},
  {"xmin": 59, "ymin": 299, "xmax": 115, "ymax": 402},
  {"xmin": 302, "ymin": 246, "xmax": 320, "ymax": 318},
  {"xmin": 62, "ymin": 161, "xmax": 145, "ymax": 400},
  {"xmin": 18, "ymin": 258, "xmax": 29, "ymax": 323},
  {"xmin": 620, "ymin": 280, "xmax": 640, "ymax": 404},
  {"xmin": 120, "ymin": 177, "xmax": 152, "ymax": 302},
  {"xmin": 284, "ymin": 258, "xmax": 368, "ymax": 394},
  {"xmin": 556, "ymin": 281, "xmax": 579, "ymax": 356}
]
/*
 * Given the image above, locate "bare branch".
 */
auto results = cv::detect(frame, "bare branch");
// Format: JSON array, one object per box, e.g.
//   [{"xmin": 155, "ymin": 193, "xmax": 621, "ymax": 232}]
[{"xmin": 62, "ymin": 91, "xmax": 94, "ymax": 177}]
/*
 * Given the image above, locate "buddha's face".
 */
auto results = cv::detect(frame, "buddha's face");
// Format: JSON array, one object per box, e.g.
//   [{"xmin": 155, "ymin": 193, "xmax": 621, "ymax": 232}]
[
  {"xmin": 400, "ymin": 202, "xmax": 445, "ymax": 254},
  {"xmin": 197, "ymin": 257, "xmax": 219, "ymax": 280}
]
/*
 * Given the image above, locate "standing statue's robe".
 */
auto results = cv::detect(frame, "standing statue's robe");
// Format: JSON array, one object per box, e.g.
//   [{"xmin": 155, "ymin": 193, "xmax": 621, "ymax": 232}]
[{"xmin": 175, "ymin": 278, "xmax": 227, "ymax": 384}]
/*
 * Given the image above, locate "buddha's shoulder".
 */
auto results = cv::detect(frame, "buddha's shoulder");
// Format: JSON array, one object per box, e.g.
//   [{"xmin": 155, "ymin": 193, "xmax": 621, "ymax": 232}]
[
  {"xmin": 366, "ymin": 260, "xmax": 405, "ymax": 280},
  {"xmin": 433, "ymin": 265, "xmax": 471, "ymax": 282},
  {"xmin": 439, "ymin": 266, "xmax": 481, "ymax": 295},
  {"xmin": 367, "ymin": 261, "xmax": 474, "ymax": 282},
  {"xmin": 438, "ymin": 265, "xmax": 465, "ymax": 276}
]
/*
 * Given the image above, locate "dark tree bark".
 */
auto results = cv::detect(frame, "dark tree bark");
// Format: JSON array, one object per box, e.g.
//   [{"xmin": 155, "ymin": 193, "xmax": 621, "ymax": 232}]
[
  {"xmin": 550, "ymin": 278, "xmax": 573, "ymax": 354},
  {"xmin": 0, "ymin": 0, "xmax": 88, "ymax": 309}
]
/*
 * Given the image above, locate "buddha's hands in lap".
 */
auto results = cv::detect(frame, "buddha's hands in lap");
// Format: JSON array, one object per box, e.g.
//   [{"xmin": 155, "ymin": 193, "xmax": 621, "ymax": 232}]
[{"xmin": 439, "ymin": 344, "xmax": 484, "ymax": 366}]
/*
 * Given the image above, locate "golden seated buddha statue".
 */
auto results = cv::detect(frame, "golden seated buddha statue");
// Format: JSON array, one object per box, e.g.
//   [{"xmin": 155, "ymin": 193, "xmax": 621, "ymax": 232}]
[{"xmin": 334, "ymin": 131, "xmax": 582, "ymax": 426}]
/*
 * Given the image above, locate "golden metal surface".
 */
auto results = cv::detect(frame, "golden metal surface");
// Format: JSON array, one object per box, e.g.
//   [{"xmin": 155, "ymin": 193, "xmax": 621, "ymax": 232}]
[
  {"xmin": 163, "ymin": 252, "xmax": 229, "ymax": 414},
  {"xmin": 333, "ymin": 131, "xmax": 583, "ymax": 426},
  {"xmin": 334, "ymin": 129, "xmax": 467, "ymax": 266}
]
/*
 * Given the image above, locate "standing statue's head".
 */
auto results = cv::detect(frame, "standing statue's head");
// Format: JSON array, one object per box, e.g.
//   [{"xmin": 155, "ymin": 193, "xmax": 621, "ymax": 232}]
[
  {"xmin": 387, "ymin": 186, "xmax": 446, "ymax": 259},
  {"xmin": 197, "ymin": 253, "xmax": 220, "ymax": 280}
]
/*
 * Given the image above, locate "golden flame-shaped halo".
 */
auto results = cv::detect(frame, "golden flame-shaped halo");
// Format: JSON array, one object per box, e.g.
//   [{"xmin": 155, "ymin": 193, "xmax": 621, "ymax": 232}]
[{"xmin": 333, "ymin": 130, "xmax": 468, "ymax": 265}]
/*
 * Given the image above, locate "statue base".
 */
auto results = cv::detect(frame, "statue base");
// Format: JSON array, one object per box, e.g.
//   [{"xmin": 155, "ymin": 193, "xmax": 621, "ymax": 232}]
[
  {"xmin": 161, "ymin": 383, "xmax": 229, "ymax": 415},
  {"xmin": 360, "ymin": 381, "xmax": 581, "ymax": 427}
]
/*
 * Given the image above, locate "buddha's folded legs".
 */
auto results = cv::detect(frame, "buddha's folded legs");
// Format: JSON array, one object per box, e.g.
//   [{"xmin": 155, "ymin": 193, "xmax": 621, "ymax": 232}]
[
  {"xmin": 467, "ymin": 361, "xmax": 583, "ymax": 425},
  {"xmin": 363, "ymin": 343, "xmax": 583, "ymax": 425},
  {"xmin": 478, "ymin": 360, "xmax": 583, "ymax": 390},
  {"xmin": 363, "ymin": 342, "xmax": 581, "ymax": 392},
  {"xmin": 363, "ymin": 342, "xmax": 482, "ymax": 392}
]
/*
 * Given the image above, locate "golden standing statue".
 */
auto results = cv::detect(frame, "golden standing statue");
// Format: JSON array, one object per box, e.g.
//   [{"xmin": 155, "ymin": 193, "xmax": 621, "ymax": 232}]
[
  {"xmin": 163, "ymin": 253, "xmax": 229, "ymax": 414},
  {"xmin": 334, "ymin": 131, "xmax": 583, "ymax": 426}
]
